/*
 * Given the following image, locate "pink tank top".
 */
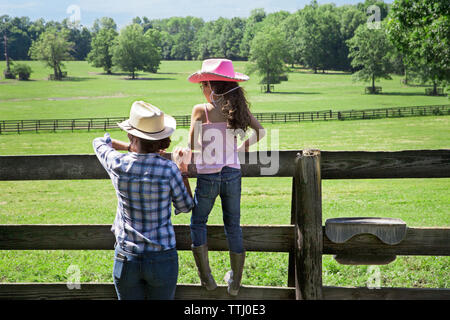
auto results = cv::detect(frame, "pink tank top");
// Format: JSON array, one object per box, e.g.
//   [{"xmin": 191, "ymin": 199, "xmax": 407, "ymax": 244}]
[{"xmin": 195, "ymin": 104, "xmax": 241, "ymax": 174}]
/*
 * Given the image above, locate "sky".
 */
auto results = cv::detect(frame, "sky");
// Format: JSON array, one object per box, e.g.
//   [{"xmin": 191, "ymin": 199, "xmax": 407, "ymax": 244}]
[{"xmin": 0, "ymin": 0, "xmax": 393, "ymax": 29}]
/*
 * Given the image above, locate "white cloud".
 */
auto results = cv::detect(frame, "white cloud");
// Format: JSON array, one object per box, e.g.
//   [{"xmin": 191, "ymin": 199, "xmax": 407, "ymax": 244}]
[
  {"xmin": 77, "ymin": 0, "xmax": 285, "ymax": 20},
  {"xmin": 0, "ymin": 1, "xmax": 38, "ymax": 12}
]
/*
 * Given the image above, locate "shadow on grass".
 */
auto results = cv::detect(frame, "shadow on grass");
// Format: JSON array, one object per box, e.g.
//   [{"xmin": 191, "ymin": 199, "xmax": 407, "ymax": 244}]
[
  {"xmin": 123, "ymin": 77, "xmax": 176, "ymax": 81},
  {"xmin": 266, "ymin": 91, "xmax": 321, "ymax": 95},
  {"xmin": 94, "ymin": 72, "xmax": 130, "ymax": 76},
  {"xmin": 58, "ymin": 77, "xmax": 96, "ymax": 82},
  {"xmin": 401, "ymin": 83, "xmax": 434, "ymax": 88},
  {"xmin": 90, "ymin": 72, "xmax": 177, "ymax": 77},
  {"xmin": 381, "ymin": 92, "xmax": 445, "ymax": 97},
  {"xmin": 289, "ymin": 69, "xmax": 352, "ymax": 76}
]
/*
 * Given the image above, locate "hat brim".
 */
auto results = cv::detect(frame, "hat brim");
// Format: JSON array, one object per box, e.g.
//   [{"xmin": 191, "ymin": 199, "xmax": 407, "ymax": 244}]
[
  {"xmin": 188, "ymin": 71, "xmax": 249, "ymax": 83},
  {"xmin": 117, "ymin": 115, "xmax": 176, "ymax": 141}
]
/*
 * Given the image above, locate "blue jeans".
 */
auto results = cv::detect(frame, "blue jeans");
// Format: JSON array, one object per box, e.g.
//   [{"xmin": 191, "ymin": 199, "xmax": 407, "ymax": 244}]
[
  {"xmin": 113, "ymin": 245, "xmax": 178, "ymax": 300},
  {"xmin": 190, "ymin": 166, "xmax": 243, "ymax": 253}
]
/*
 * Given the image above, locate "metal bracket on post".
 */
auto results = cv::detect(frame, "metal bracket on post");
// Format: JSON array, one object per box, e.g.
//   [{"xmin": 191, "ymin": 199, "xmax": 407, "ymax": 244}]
[{"xmin": 325, "ymin": 217, "xmax": 407, "ymax": 265}]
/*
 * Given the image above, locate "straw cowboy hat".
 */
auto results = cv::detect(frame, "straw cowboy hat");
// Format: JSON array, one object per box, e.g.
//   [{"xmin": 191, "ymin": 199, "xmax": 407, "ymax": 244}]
[
  {"xmin": 117, "ymin": 101, "xmax": 176, "ymax": 140},
  {"xmin": 188, "ymin": 59, "xmax": 249, "ymax": 83}
]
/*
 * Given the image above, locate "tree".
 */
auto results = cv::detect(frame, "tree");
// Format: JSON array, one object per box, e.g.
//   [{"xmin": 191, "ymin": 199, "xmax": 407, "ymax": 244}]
[
  {"xmin": 170, "ymin": 17, "xmax": 203, "ymax": 60},
  {"xmin": 240, "ymin": 8, "xmax": 266, "ymax": 59},
  {"xmin": 69, "ymin": 25, "xmax": 92, "ymax": 60},
  {"xmin": 387, "ymin": 0, "xmax": 449, "ymax": 95},
  {"xmin": 1, "ymin": 16, "xmax": 34, "ymax": 63},
  {"xmin": 296, "ymin": 2, "xmax": 346, "ymax": 73},
  {"xmin": 29, "ymin": 27, "xmax": 74, "ymax": 80},
  {"xmin": 282, "ymin": 12, "xmax": 303, "ymax": 67},
  {"xmin": 112, "ymin": 24, "xmax": 161, "ymax": 79},
  {"xmin": 219, "ymin": 17, "xmax": 246, "ymax": 60},
  {"xmin": 248, "ymin": 27, "xmax": 289, "ymax": 93},
  {"xmin": 146, "ymin": 16, "xmax": 203, "ymax": 60},
  {"xmin": 316, "ymin": 4, "xmax": 345, "ymax": 72},
  {"xmin": 87, "ymin": 27, "xmax": 117, "ymax": 74},
  {"xmin": 296, "ymin": 2, "xmax": 324, "ymax": 73},
  {"xmin": 347, "ymin": 23, "xmax": 393, "ymax": 92},
  {"xmin": 0, "ymin": 15, "xmax": 14, "ymax": 78},
  {"xmin": 92, "ymin": 17, "xmax": 117, "ymax": 34},
  {"xmin": 337, "ymin": 5, "xmax": 366, "ymax": 71}
]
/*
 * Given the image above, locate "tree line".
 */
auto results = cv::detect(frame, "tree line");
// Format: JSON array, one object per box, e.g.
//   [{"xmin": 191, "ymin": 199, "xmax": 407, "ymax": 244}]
[
  {"xmin": 0, "ymin": 1, "xmax": 386, "ymax": 68},
  {"xmin": 1, "ymin": 0, "xmax": 448, "ymax": 93}
]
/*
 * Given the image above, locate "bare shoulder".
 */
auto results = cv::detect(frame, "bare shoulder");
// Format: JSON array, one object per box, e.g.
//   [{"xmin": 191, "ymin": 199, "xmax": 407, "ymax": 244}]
[
  {"xmin": 190, "ymin": 103, "xmax": 206, "ymax": 121},
  {"xmin": 192, "ymin": 103, "xmax": 206, "ymax": 113}
]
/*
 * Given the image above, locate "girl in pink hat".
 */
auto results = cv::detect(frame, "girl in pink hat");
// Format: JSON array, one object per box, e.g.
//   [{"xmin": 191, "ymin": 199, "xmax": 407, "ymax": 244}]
[{"xmin": 185, "ymin": 59, "xmax": 265, "ymax": 296}]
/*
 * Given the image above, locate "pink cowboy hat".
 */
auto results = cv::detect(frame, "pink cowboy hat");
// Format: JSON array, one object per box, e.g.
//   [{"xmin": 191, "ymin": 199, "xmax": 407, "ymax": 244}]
[{"xmin": 188, "ymin": 59, "xmax": 249, "ymax": 83}]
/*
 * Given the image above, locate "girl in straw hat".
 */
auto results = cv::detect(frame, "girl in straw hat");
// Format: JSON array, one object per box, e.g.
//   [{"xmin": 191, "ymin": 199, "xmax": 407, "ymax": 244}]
[
  {"xmin": 182, "ymin": 59, "xmax": 265, "ymax": 296},
  {"xmin": 93, "ymin": 101, "xmax": 194, "ymax": 300}
]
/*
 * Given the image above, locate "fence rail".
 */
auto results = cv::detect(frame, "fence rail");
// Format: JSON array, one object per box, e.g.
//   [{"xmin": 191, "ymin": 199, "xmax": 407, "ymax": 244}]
[
  {"xmin": 0, "ymin": 150, "xmax": 449, "ymax": 300},
  {"xmin": 1, "ymin": 104, "xmax": 449, "ymax": 134},
  {"xmin": 1, "ymin": 224, "xmax": 447, "ymax": 256},
  {"xmin": 1, "ymin": 150, "xmax": 449, "ymax": 180},
  {"xmin": 1, "ymin": 283, "xmax": 448, "ymax": 300}
]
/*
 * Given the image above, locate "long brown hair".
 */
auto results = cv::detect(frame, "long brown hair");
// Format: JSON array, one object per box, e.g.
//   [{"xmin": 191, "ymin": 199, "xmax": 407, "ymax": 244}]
[
  {"xmin": 204, "ymin": 81, "xmax": 251, "ymax": 132},
  {"xmin": 139, "ymin": 137, "xmax": 171, "ymax": 153}
]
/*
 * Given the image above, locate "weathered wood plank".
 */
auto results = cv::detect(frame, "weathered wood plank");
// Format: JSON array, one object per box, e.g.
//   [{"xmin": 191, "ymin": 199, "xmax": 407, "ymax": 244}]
[
  {"xmin": 0, "ymin": 283, "xmax": 447, "ymax": 300},
  {"xmin": 0, "ymin": 283, "xmax": 295, "ymax": 300},
  {"xmin": 294, "ymin": 150, "xmax": 323, "ymax": 300},
  {"xmin": 323, "ymin": 286, "xmax": 450, "ymax": 300},
  {"xmin": 175, "ymin": 284, "xmax": 295, "ymax": 300},
  {"xmin": 0, "ymin": 283, "xmax": 117, "ymax": 300},
  {"xmin": 0, "ymin": 224, "xmax": 294, "ymax": 252},
  {"xmin": 0, "ymin": 225, "xmax": 448, "ymax": 256},
  {"xmin": 320, "ymin": 149, "xmax": 450, "ymax": 179},
  {"xmin": 0, "ymin": 149, "xmax": 449, "ymax": 180}
]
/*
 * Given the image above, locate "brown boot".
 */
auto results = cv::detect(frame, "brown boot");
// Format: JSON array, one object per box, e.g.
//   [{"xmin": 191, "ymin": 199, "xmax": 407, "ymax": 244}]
[
  {"xmin": 191, "ymin": 244, "xmax": 217, "ymax": 291},
  {"xmin": 224, "ymin": 251, "xmax": 245, "ymax": 296}
]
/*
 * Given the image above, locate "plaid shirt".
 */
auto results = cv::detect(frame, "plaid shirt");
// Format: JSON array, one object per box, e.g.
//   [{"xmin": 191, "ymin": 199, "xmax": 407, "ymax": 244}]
[{"xmin": 93, "ymin": 133, "xmax": 193, "ymax": 254}]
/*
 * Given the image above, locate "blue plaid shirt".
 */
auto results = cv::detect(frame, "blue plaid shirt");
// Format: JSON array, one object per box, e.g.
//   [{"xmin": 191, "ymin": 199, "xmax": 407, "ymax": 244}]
[{"xmin": 93, "ymin": 133, "xmax": 194, "ymax": 254}]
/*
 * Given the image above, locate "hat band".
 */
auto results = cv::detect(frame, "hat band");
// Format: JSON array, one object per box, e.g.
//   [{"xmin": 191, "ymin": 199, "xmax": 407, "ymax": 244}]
[{"xmin": 130, "ymin": 124, "xmax": 166, "ymax": 135}]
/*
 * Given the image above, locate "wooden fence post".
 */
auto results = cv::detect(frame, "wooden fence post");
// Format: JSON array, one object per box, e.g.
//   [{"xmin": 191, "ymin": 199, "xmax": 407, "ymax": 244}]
[
  {"xmin": 294, "ymin": 150, "xmax": 323, "ymax": 300},
  {"xmin": 287, "ymin": 175, "xmax": 297, "ymax": 288}
]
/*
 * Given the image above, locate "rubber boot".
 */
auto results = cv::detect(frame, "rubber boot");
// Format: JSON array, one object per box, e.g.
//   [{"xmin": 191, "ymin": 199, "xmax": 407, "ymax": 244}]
[
  {"xmin": 224, "ymin": 251, "xmax": 245, "ymax": 296},
  {"xmin": 191, "ymin": 244, "xmax": 217, "ymax": 290}
]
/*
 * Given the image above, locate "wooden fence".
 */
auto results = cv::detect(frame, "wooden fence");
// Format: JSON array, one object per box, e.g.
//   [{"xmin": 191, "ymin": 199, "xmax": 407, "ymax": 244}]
[
  {"xmin": 1, "ymin": 104, "xmax": 449, "ymax": 134},
  {"xmin": 0, "ymin": 150, "xmax": 449, "ymax": 300}
]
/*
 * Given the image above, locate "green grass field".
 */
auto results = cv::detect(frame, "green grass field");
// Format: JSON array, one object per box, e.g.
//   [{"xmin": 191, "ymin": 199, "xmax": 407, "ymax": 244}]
[
  {"xmin": 0, "ymin": 61, "xmax": 448, "ymax": 290},
  {"xmin": 0, "ymin": 61, "xmax": 448, "ymax": 120}
]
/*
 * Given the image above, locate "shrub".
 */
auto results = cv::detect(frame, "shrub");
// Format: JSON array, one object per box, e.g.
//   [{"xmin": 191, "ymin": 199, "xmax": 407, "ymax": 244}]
[
  {"xmin": 432, "ymin": 108, "xmax": 443, "ymax": 116},
  {"xmin": 12, "ymin": 63, "xmax": 32, "ymax": 80},
  {"xmin": 3, "ymin": 70, "xmax": 15, "ymax": 79}
]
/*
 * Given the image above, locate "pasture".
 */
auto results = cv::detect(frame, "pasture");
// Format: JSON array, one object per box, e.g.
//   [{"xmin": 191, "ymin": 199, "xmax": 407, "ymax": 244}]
[
  {"xmin": 0, "ymin": 61, "xmax": 448, "ymax": 290},
  {"xmin": 0, "ymin": 60, "xmax": 449, "ymax": 120}
]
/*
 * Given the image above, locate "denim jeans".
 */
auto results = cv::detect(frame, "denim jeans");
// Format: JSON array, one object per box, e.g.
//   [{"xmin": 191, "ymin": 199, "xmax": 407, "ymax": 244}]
[
  {"xmin": 112, "ymin": 245, "xmax": 178, "ymax": 300},
  {"xmin": 190, "ymin": 166, "xmax": 243, "ymax": 253}
]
